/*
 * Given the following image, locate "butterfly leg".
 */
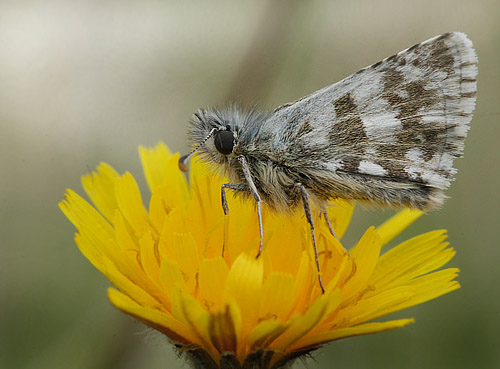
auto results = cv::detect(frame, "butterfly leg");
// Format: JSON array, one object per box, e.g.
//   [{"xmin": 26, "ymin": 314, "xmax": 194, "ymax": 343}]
[
  {"xmin": 235, "ymin": 155, "xmax": 264, "ymax": 258},
  {"xmin": 299, "ymin": 184, "xmax": 326, "ymax": 294},
  {"xmin": 221, "ymin": 182, "xmax": 249, "ymax": 257},
  {"xmin": 221, "ymin": 183, "xmax": 249, "ymax": 215},
  {"xmin": 321, "ymin": 211, "xmax": 339, "ymax": 241}
]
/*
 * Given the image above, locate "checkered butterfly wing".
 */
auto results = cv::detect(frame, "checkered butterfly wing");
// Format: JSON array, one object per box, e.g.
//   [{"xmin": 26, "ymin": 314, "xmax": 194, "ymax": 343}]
[{"xmin": 261, "ymin": 32, "xmax": 477, "ymax": 195}]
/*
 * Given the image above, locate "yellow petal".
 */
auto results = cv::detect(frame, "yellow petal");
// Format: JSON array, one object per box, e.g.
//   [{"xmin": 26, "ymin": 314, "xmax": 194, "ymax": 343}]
[
  {"xmin": 190, "ymin": 154, "xmax": 222, "ymax": 183},
  {"xmin": 100, "ymin": 258, "xmax": 164, "ymax": 310},
  {"xmin": 139, "ymin": 143, "xmax": 190, "ymax": 207},
  {"xmin": 224, "ymin": 202, "xmax": 262, "ymax": 263},
  {"xmin": 370, "ymin": 230, "xmax": 451, "ymax": 289},
  {"xmin": 334, "ymin": 286, "xmax": 416, "ymax": 327},
  {"xmin": 187, "ymin": 164, "xmax": 227, "ymax": 257},
  {"xmin": 264, "ymin": 216, "xmax": 305, "ymax": 276},
  {"xmin": 198, "ymin": 257, "xmax": 229, "ymax": 311},
  {"xmin": 59, "ymin": 189, "xmax": 113, "ymax": 234},
  {"xmin": 81, "ymin": 162, "xmax": 120, "ymax": 222},
  {"xmin": 340, "ymin": 227, "xmax": 382, "ymax": 303},
  {"xmin": 138, "ymin": 142, "xmax": 172, "ymax": 192},
  {"xmin": 147, "ymin": 187, "xmax": 169, "ymax": 232},
  {"xmin": 395, "ymin": 268, "xmax": 460, "ymax": 310},
  {"xmin": 112, "ymin": 210, "xmax": 139, "ymax": 253},
  {"xmin": 295, "ymin": 318, "xmax": 414, "ymax": 348},
  {"xmin": 108, "ymin": 288, "xmax": 193, "ymax": 343},
  {"xmin": 75, "ymin": 223, "xmax": 170, "ymax": 309},
  {"xmin": 246, "ymin": 320, "xmax": 290, "ymax": 349},
  {"xmin": 325, "ymin": 199, "xmax": 355, "ymax": 240},
  {"xmin": 114, "ymin": 172, "xmax": 154, "ymax": 236},
  {"xmin": 148, "ymin": 182, "xmax": 190, "ymax": 231},
  {"xmin": 291, "ymin": 252, "xmax": 314, "ymax": 311},
  {"xmin": 158, "ymin": 207, "xmax": 187, "ymax": 255},
  {"xmin": 168, "ymin": 232, "xmax": 200, "ymax": 293},
  {"xmin": 172, "ymin": 292, "xmax": 220, "ymax": 361},
  {"xmin": 259, "ymin": 273, "xmax": 295, "ymax": 321},
  {"xmin": 375, "ymin": 208, "xmax": 423, "ymax": 246},
  {"xmin": 139, "ymin": 231, "xmax": 161, "ymax": 286},
  {"xmin": 189, "ymin": 157, "xmax": 225, "ymax": 218},
  {"xmin": 159, "ymin": 259, "xmax": 189, "ymax": 302},
  {"xmin": 139, "ymin": 143, "xmax": 191, "ymax": 229},
  {"xmin": 225, "ymin": 253, "xmax": 264, "ymax": 330},
  {"xmin": 60, "ymin": 192, "xmax": 140, "ymax": 283},
  {"xmin": 339, "ymin": 269, "xmax": 459, "ymax": 325},
  {"xmin": 207, "ymin": 304, "xmax": 239, "ymax": 355},
  {"xmin": 270, "ymin": 291, "xmax": 340, "ymax": 354}
]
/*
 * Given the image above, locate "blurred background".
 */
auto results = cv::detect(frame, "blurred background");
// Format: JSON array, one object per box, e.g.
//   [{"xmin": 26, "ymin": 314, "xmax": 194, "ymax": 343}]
[{"xmin": 1, "ymin": 0, "xmax": 499, "ymax": 368}]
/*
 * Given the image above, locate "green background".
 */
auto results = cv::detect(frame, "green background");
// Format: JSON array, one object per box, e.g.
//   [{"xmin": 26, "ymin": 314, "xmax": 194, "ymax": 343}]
[{"xmin": 1, "ymin": 1, "xmax": 499, "ymax": 368}]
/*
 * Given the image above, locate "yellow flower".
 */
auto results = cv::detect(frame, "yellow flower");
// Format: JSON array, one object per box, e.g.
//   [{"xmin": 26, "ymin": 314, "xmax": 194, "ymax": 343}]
[{"xmin": 59, "ymin": 142, "xmax": 459, "ymax": 369}]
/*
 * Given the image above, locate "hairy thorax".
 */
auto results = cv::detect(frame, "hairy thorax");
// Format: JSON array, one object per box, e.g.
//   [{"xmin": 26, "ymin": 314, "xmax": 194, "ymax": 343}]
[{"xmin": 224, "ymin": 155, "xmax": 305, "ymax": 212}]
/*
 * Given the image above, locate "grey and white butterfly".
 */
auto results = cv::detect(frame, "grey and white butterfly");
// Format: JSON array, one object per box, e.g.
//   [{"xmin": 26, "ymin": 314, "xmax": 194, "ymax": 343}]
[{"xmin": 179, "ymin": 32, "xmax": 477, "ymax": 292}]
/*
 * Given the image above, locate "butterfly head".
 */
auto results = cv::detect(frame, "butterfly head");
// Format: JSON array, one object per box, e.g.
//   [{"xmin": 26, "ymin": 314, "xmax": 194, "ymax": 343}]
[{"xmin": 179, "ymin": 108, "xmax": 239, "ymax": 172}]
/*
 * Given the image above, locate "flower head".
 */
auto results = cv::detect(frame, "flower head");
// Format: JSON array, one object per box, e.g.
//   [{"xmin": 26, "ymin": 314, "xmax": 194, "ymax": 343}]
[{"xmin": 59, "ymin": 142, "xmax": 459, "ymax": 368}]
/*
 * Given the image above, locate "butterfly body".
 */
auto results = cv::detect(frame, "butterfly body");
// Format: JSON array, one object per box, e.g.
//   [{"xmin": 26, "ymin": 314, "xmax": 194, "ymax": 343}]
[{"xmin": 186, "ymin": 32, "xmax": 477, "ymax": 214}]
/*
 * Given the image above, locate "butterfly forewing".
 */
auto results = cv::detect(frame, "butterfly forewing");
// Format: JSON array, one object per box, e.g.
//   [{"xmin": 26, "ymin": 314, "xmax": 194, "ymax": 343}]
[{"xmin": 260, "ymin": 32, "xmax": 477, "ymax": 205}]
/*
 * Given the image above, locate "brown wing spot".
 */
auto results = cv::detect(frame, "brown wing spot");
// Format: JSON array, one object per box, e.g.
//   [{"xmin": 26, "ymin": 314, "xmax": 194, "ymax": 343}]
[
  {"xmin": 296, "ymin": 119, "xmax": 314, "ymax": 136},
  {"xmin": 437, "ymin": 32, "xmax": 452, "ymax": 41},
  {"xmin": 375, "ymin": 143, "xmax": 412, "ymax": 179},
  {"xmin": 421, "ymin": 39, "xmax": 455, "ymax": 74},
  {"xmin": 462, "ymin": 91, "xmax": 477, "ymax": 98},
  {"xmin": 383, "ymin": 69, "xmax": 405, "ymax": 90},
  {"xmin": 381, "ymin": 67, "xmax": 444, "ymax": 163},
  {"xmin": 331, "ymin": 93, "xmax": 367, "ymax": 171}
]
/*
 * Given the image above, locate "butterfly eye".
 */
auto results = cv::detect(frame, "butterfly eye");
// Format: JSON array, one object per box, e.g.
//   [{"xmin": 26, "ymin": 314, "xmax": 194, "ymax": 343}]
[{"xmin": 214, "ymin": 129, "xmax": 234, "ymax": 155}]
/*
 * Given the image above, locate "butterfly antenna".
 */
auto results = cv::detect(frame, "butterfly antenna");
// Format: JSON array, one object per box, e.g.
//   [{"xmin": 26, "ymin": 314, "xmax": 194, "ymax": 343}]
[{"xmin": 178, "ymin": 128, "xmax": 217, "ymax": 172}]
